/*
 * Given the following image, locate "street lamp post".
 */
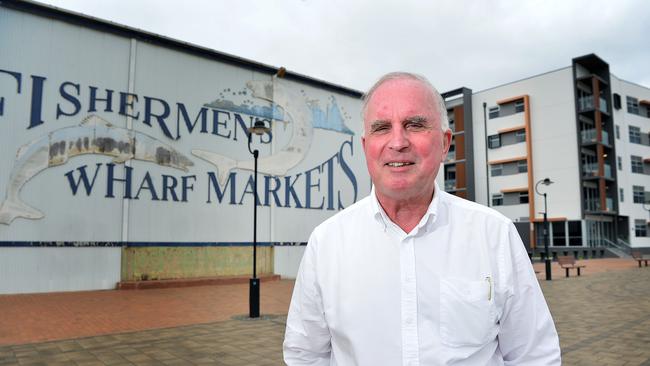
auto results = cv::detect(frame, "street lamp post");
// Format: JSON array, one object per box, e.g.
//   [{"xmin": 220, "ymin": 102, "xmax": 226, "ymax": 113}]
[
  {"xmin": 535, "ymin": 178, "xmax": 554, "ymax": 281},
  {"xmin": 247, "ymin": 119, "xmax": 270, "ymax": 318}
]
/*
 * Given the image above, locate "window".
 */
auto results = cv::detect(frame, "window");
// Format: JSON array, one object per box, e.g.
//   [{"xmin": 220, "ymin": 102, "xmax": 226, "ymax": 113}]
[
  {"xmin": 552, "ymin": 221, "xmax": 566, "ymax": 246},
  {"xmin": 568, "ymin": 221, "xmax": 582, "ymax": 246},
  {"xmin": 635, "ymin": 219, "xmax": 648, "ymax": 237},
  {"xmin": 617, "ymin": 156, "xmax": 622, "ymax": 170},
  {"xmin": 631, "ymin": 155, "xmax": 643, "ymax": 173},
  {"xmin": 515, "ymin": 129, "xmax": 526, "ymax": 143},
  {"xmin": 619, "ymin": 188, "xmax": 624, "ymax": 202},
  {"xmin": 633, "ymin": 186, "xmax": 645, "ymax": 203},
  {"xmin": 514, "ymin": 100, "xmax": 525, "ymax": 113},
  {"xmin": 491, "ymin": 164, "xmax": 503, "ymax": 176},
  {"xmin": 615, "ymin": 125, "xmax": 620, "ymax": 139},
  {"xmin": 492, "ymin": 194, "xmax": 503, "ymax": 206},
  {"xmin": 488, "ymin": 134, "xmax": 501, "ymax": 149},
  {"xmin": 629, "ymin": 126, "xmax": 641, "ymax": 144},
  {"xmin": 613, "ymin": 93, "xmax": 621, "ymax": 110},
  {"xmin": 627, "ymin": 96, "xmax": 639, "ymax": 115},
  {"xmin": 517, "ymin": 160, "xmax": 528, "ymax": 173},
  {"xmin": 489, "ymin": 106, "xmax": 500, "ymax": 119},
  {"xmin": 519, "ymin": 191, "xmax": 529, "ymax": 204}
]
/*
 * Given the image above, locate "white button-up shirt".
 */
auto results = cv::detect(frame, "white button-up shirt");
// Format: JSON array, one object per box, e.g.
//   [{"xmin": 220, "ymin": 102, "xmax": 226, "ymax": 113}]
[{"xmin": 284, "ymin": 184, "xmax": 561, "ymax": 365}]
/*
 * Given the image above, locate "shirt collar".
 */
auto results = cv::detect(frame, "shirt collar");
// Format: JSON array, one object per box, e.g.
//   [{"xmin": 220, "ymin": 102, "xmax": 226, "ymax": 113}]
[{"xmin": 370, "ymin": 182, "xmax": 441, "ymax": 234}]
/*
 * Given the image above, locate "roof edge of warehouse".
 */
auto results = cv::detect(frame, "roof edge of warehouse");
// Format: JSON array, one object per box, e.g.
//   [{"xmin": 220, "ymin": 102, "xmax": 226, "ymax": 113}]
[{"xmin": 0, "ymin": 0, "xmax": 364, "ymax": 98}]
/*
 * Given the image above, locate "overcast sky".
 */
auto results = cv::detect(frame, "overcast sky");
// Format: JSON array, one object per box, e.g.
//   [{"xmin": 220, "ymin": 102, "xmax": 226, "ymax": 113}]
[{"xmin": 38, "ymin": 0, "xmax": 649, "ymax": 93}]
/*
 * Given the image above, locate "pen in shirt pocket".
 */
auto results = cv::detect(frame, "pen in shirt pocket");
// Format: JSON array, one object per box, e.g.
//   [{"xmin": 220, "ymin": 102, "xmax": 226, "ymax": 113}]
[{"xmin": 485, "ymin": 276, "xmax": 492, "ymax": 301}]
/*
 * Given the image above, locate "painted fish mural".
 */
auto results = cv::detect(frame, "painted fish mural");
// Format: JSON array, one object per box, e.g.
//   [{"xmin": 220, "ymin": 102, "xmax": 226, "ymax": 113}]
[
  {"xmin": 0, "ymin": 115, "xmax": 194, "ymax": 225},
  {"xmin": 192, "ymin": 79, "xmax": 354, "ymax": 186}
]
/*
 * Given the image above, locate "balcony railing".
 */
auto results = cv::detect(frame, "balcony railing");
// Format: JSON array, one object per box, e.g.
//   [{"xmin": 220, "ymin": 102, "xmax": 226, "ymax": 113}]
[
  {"xmin": 585, "ymin": 198, "xmax": 615, "ymax": 212},
  {"xmin": 606, "ymin": 197, "xmax": 614, "ymax": 211},
  {"xmin": 578, "ymin": 96, "xmax": 594, "ymax": 111},
  {"xmin": 582, "ymin": 163, "xmax": 613, "ymax": 178},
  {"xmin": 578, "ymin": 96, "xmax": 608, "ymax": 113},
  {"xmin": 580, "ymin": 129, "xmax": 609, "ymax": 145},
  {"xmin": 445, "ymin": 180, "xmax": 457, "ymax": 191}
]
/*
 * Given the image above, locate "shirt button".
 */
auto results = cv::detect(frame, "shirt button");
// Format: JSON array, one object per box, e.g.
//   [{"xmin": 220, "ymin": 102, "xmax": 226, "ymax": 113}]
[{"xmin": 406, "ymin": 318, "xmax": 414, "ymax": 325}]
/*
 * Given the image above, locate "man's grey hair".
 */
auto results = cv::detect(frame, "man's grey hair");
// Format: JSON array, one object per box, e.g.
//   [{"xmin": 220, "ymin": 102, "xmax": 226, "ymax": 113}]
[{"xmin": 361, "ymin": 72, "xmax": 449, "ymax": 134}]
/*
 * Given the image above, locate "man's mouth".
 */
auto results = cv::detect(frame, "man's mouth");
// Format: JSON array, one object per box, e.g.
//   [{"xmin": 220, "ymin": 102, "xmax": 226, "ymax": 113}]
[{"xmin": 385, "ymin": 162, "xmax": 414, "ymax": 167}]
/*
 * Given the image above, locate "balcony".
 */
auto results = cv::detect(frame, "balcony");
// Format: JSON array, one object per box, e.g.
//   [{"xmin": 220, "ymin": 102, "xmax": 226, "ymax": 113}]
[
  {"xmin": 445, "ymin": 180, "xmax": 457, "ymax": 191},
  {"xmin": 582, "ymin": 163, "xmax": 613, "ymax": 178},
  {"xmin": 599, "ymin": 97, "xmax": 608, "ymax": 113},
  {"xmin": 580, "ymin": 129, "xmax": 610, "ymax": 145},
  {"xmin": 578, "ymin": 96, "xmax": 608, "ymax": 113},
  {"xmin": 585, "ymin": 197, "xmax": 615, "ymax": 212},
  {"xmin": 578, "ymin": 96, "xmax": 594, "ymax": 111}
]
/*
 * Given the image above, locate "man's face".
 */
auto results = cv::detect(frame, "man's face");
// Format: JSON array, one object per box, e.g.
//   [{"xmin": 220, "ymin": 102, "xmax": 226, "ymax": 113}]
[{"xmin": 362, "ymin": 78, "xmax": 451, "ymax": 202}]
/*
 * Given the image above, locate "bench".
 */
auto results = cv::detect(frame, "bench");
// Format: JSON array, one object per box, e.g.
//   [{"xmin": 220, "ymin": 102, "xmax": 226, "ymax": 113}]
[
  {"xmin": 557, "ymin": 256, "xmax": 586, "ymax": 277},
  {"xmin": 632, "ymin": 251, "xmax": 649, "ymax": 267}
]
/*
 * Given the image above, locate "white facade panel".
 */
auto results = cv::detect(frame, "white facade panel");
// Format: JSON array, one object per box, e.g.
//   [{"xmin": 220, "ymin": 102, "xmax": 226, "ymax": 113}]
[
  {"xmin": 273, "ymin": 245, "xmax": 307, "ymax": 279},
  {"xmin": 488, "ymin": 143, "xmax": 527, "ymax": 163},
  {"xmin": 493, "ymin": 204, "xmax": 529, "ymax": 221},
  {"xmin": 490, "ymin": 173, "xmax": 529, "ymax": 193},
  {"xmin": 0, "ymin": 247, "xmax": 121, "ymax": 294},
  {"xmin": 486, "ymin": 113, "xmax": 526, "ymax": 136},
  {"xmin": 473, "ymin": 67, "xmax": 582, "ymax": 222}
]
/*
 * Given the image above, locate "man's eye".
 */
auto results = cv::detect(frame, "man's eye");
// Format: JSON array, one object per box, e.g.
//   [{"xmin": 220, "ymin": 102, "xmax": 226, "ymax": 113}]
[
  {"xmin": 405, "ymin": 122, "xmax": 424, "ymax": 130},
  {"xmin": 371, "ymin": 125, "xmax": 390, "ymax": 133}
]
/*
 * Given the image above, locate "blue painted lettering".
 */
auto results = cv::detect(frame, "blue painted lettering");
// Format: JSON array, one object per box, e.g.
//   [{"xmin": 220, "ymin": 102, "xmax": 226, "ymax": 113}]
[
  {"xmin": 88, "ymin": 86, "xmax": 114, "ymax": 113},
  {"xmin": 64, "ymin": 163, "xmax": 102, "ymax": 195},
  {"xmin": 0, "ymin": 69, "xmax": 22, "ymax": 117},
  {"xmin": 263, "ymin": 175, "xmax": 282, "ymax": 207},
  {"xmin": 284, "ymin": 173, "xmax": 304, "ymax": 208},
  {"xmin": 56, "ymin": 82, "xmax": 81, "ymax": 119},
  {"xmin": 105, "ymin": 163, "xmax": 133, "ymax": 198},
  {"xmin": 28, "ymin": 75, "xmax": 46, "ymax": 129},
  {"xmin": 304, "ymin": 165, "xmax": 324, "ymax": 209},
  {"xmin": 119, "ymin": 92, "xmax": 140, "ymax": 119},
  {"xmin": 181, "ymin": 175, "xmax": 196, "ymax": 202},
  {"xmin": 337, "ymin": 137, "xmax": 358, "ymax": 209},
  {"xmin": 176, "ymin": 103, "xmax": 208, "ymax": 139},
  {"xmin": 206, "ymin": 172, "xmax": 237, "ymax": 204},
  {"xmin": 134, "ymin": 172, "xmax": 159, "ymax": 200}
]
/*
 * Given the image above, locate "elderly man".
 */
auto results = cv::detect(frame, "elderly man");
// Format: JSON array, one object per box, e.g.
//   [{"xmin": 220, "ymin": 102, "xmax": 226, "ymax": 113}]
[{"xmin": 284, "ymin": 72, "xmax": 561, "ymax": 365}]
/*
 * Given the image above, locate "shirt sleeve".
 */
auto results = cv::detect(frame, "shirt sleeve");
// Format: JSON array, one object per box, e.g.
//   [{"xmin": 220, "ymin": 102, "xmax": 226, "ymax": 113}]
[
  {"xmin": 283, "ymin": 232, "xmax": 332, "ymax": 365},
  {"xmin": 498, "ymin": 223, "xmax": 562, "ymax": 365}
]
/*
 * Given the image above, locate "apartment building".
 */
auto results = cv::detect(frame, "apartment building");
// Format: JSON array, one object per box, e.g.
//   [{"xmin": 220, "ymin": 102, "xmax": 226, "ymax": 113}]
[{"xmin": 443, "ymin": 54, "xmax": 650, "ymax": 253}]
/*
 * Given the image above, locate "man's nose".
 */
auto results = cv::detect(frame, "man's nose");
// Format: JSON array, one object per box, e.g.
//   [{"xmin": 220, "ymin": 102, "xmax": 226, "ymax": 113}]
[{"xmin": 388, "ymin": 126, "xmax": 409, "ymax": 151}]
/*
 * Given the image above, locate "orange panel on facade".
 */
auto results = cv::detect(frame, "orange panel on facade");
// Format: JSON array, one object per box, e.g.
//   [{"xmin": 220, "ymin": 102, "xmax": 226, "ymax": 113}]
[
  {"xmin": 454, "ymin": 106, "xmax": 465, "ymax": 131},
  {"xmin": 455, "ymin": 134, "xmax": 465, "ymax": 160},
  {"xmin": 456, "ymin": 161, "xmax": 466, "ymax": 189}
]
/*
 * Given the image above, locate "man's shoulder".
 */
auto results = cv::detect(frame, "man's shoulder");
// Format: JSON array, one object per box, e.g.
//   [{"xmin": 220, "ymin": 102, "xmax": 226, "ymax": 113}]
[
  {"xmin": 313, "ymin": 195, "xmax": 373, "ymax": 233},
  {"xmin": 439, "ymin": 190, "xmax": 512, "ymax": 227}
]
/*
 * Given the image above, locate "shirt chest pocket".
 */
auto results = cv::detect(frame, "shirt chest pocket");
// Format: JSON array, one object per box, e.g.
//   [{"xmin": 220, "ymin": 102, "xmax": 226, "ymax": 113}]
[{"xmin": 439, "ymin": 277, "xmax": 498, "ymax": 347}]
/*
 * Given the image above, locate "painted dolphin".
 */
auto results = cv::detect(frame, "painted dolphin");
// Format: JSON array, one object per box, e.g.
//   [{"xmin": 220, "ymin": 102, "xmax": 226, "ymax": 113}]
[
  {"xmin": 0, "ymin": 115, "xmax": 194, "ymax": 225},
  {"xmin": 192, "ymin": 79, "xmax": 313, "ymax": 185}
]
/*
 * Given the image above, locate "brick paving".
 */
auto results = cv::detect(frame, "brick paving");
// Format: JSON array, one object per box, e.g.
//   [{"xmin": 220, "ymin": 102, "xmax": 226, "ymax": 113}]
[{"xmin": 0, "ymin": 258, "xmax": 649, "ymax": 365}]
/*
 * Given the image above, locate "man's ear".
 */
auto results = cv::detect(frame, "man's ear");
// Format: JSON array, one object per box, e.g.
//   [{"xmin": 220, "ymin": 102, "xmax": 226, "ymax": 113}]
[{"xmin": 442, "ymin": 129, "xmax": 452, "ymax": 153}]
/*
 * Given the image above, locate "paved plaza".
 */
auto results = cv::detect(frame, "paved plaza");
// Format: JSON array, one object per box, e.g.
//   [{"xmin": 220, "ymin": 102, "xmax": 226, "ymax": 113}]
[{"xmin": 0, "ymin": 258, "xmax": 649, "ymax": 365}]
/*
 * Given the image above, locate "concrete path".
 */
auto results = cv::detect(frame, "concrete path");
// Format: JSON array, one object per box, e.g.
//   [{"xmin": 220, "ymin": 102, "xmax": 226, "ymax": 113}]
[{"xmin": 0, "ymin": 258, "xmax": 649, "ymax": 365}]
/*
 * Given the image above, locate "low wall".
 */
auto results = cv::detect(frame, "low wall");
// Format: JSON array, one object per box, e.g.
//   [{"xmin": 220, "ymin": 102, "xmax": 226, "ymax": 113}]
[{"xmin": 121, "ymin": 245, "xmax": 274, "ymax": 281}]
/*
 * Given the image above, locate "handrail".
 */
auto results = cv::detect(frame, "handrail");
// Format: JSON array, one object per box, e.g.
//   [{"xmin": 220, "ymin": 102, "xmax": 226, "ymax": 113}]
[{"xmin": 602, "ymin": 238, "xmax": 632, "ymax": 255}]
